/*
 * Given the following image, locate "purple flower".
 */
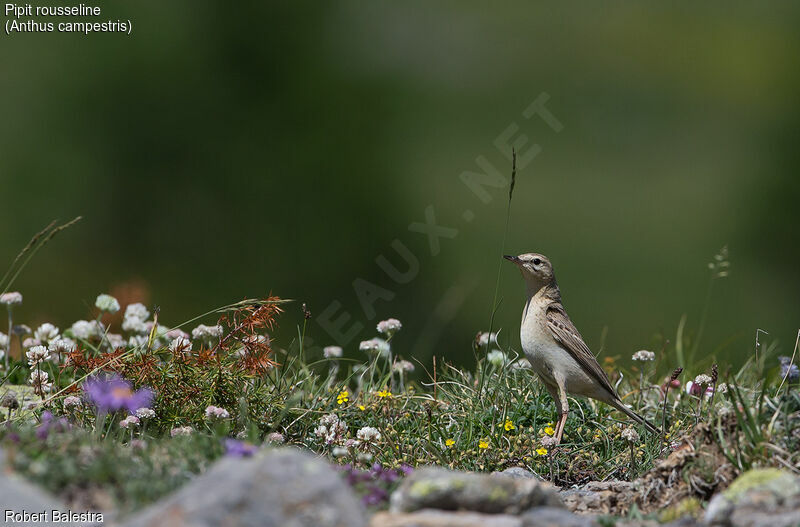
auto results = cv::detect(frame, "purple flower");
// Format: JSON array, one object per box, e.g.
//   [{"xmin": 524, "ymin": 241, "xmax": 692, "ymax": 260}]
[
  {"xmin": 224, "ymin": 438, "xmax": 258, "ymax": 458},
  {"xmin": 362, "ymin": 485, "xmax": 389, "ymax": 506},
  {"xmin": 779, "ymin": 356, "xmax": 800, "ymax": 382},
  {"xmin": 83, "ymin": 374, "xmax": 154, "ymax": 415},
  {"xmin": 36, "ymin": 411, "xmax": 69, "ymax": 440}
]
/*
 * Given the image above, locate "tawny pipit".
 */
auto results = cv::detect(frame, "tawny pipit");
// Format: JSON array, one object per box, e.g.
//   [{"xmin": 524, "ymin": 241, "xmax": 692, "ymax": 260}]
[{"xmin": 505, "ymin": 253, "xmax": 658, "ymax": 444}]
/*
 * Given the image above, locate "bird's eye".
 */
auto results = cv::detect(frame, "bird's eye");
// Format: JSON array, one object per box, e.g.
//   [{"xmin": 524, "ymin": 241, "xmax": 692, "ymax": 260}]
[{"xmin": 533, "ymin": 258, "xmax": 541, "ymax": 265}]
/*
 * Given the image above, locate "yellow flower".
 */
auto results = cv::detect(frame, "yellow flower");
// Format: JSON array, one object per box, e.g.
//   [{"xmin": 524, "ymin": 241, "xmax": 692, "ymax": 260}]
[
  {"xmin": 544, "ymin": 426, "xmax": 555, "ymax": 436},
  {"xmin": 536, "ymin": 447, "xmax": 548, "ymax": 456},
  {"xmin": 504, "ymin": 419, "xmax": 516, "ymax": 431},
  {"xmin": 358, "ymin": 405, "xmax": 366, "ymax": 411},
  {"xmin": 478, "ymin": 439, "xmax": 489, "ymax": 449},
  {"xmin": 445, "ymin": 438, "xmax": 455, "ymax": 447},
  {"xmin": 336, "ymin": 391, "xmax": 349, "ymax": 404},
  {"xmin": 376, "ymin": 389, "xmax": 392, "ymax": 398}
]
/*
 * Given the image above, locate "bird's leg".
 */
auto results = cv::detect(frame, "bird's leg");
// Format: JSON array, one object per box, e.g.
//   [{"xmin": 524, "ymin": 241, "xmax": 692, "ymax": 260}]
[{"xmin": 554, "ymin": 382, "xmax": 569, "ymax": 444}]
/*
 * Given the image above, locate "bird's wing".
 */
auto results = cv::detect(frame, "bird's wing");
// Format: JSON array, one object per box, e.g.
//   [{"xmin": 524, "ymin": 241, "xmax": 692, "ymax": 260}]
[{"xmin": 545, "ymin": 302, "xmax": 618, "ymax": 398}]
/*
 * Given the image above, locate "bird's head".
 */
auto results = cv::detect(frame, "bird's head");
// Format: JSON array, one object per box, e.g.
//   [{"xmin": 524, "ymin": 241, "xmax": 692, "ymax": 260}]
[{"xmin": 503, "ymin": 252, "xmax": 555, "ymax": 288}]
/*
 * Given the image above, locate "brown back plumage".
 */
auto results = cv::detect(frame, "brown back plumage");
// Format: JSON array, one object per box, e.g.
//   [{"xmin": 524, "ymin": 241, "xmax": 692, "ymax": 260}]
[{"xmin": 545, "ymin": 302, "xmax": 618, "ymax": 399}]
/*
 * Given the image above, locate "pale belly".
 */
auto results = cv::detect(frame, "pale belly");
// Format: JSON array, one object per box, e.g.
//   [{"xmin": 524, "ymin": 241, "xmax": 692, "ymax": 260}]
[{"xmin": 520, "ymin": 314, "xmax": 609, "ymax": 400}]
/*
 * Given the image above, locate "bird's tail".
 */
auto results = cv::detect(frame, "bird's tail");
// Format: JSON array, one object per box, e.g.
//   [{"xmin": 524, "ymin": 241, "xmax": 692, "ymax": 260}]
[{"xmin": 610, "ymin": 398, "xmax": 660, "ymax": 436}]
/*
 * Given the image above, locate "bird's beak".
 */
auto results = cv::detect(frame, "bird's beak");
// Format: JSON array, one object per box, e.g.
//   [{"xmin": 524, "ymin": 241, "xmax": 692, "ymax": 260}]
[{"xmin": 503, "ymin": 255, "xmax": 519, "ymax": 264}]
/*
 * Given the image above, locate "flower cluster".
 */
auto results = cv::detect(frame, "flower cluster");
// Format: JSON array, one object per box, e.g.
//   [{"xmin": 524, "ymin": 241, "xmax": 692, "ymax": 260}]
[
  {"xmin": 323, "ymin": 346, "xmax": 343, "ymax": 358},
  {"xmin": 119, "ymin": 415, "xmax": 140, "ymax": 429},
  {"xmin": 315, "ymin": 413, "xmax": 348, "ymax": 445},
  {"xmin": 487, "ymin": 349, "xmax": 507, "ymax": 367},
  {"xmin": 26, "ymin": 345, "xmax": 50, "ymax": 367},
  {"xmin": 29, "ymin": 370, "xmax": 51, "ymax": 395},
  {"xmin": 359, "ymin": 338, "xmax": 389, "ymax": 357},
  {"xmin": 632, "ymin": 350, "xmax": 655, "ymax": 361},
  {"xmin": 191, "ymin": 324, "xmax": 224, "ymax": 340},
  {"xmin": 95, "ymin": 293, "xmax": 121, "ymax": 313},
  {"xmin": 0, "ymin": 292, "xmax": 23, "ymax": 305},
  {"xmin": 204, "ymin": 405, "xmax": 230, "ymax": 420},
  {"xmin": 476, "ymin": 331, "xmax": 498, "ymax": 348},
  {"xmin": 376, "ymin": 318, "xmax": 402, "ymax": 337},
  {"xmin": 170, "ymin": 426, "xmax": 193, "ymax": 437},
  {"xmin": 356, "ymin": 426, "xmax": 381, "ymax": 443},
  {"xmin": 122, "ymin": 303, "xmax": 150, "ymax": 333}
]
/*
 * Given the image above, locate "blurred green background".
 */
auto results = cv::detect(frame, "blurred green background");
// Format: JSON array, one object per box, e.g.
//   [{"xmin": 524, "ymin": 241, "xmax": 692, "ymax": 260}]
[{"xmin": 2, "ymin": 2, "xmax": 798, "ymax": 371}]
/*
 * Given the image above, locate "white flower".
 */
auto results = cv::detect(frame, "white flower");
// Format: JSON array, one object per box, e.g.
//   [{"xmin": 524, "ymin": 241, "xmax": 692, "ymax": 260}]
[
  {"xmin": 323, "ymin": 346, "xmax": 343, "ymax": 358},
  {"xmin": 191, "ymin": 324, "xmax": 223, "ymax": 340},
  {"xmin": 314, "ymin": 413, "xmax": 347, "ymax": 445},
  {"xmin": 166, "ymin": 329, "xmax": 190, "ymax": 340},
  {"xmin": 119, "ymin": 415, "xmax": 140, "ymax": 429},
  {"xmin": 356, "ymin": 426, "xmax": 381, "ymax": 442},
  {"xmin": 169, "ymin": 336, "xmax": 192, "ymax": 352},
  {"xmin": 122, "ymin": 317, "xmax": 148, "ymax": 334},
  {"xmin": 632, "ymin": 350, "xmax": 655, "ymax": 361},
  {"xmin": 34, "ymin": 323, "xmax": 60, "ymax": 344},
  {"xmin": 170, "ymin": 426, "xmax": 193, "ymax": 437},
  {"xmin": 393, "ymin": 360, "xmax": 415, "ymax": 373},
  {"xmin": 128, "ymin": 335, "xmax": 148, "ymax": 349},
  {"xmin": 124, "ymin": 303, "xmax": 150, "ymax": 322},
  {"xmin": 511, "ymin": 358, "xmax": 531, "ymax": 370},
  {"xmin": 621, "ymin": 427, "xmax": 640, "ymax": 443},
  {"xmin": 106, "ymin": 333, "xmax": 125, "ymax": 349},
  {"xmin": 359, "ymin": 339, "xmax": 380, "ymax": 352},
  {"xmin": 29, "ymin": 370, "xmax": 51, "ymax": 395},
  {"xmin": 487, "ymin": 349, "xmax": 507, "ymax": 367},
  {"xmin": 26, "ymin": 345, "xmax": 50, "ymax": 366},
  {"xmin": 0, "ymin": 292, "xmax": 22, "ymax": 305},
  {"xmin": 135, "ymin": 407, "xmax": 156, "ymax": 419},
  {"xmin": 477, "ymin": 332, "xmax": 498, "ymax": 348},
  {"xmin": 71, "ymin": 320, "xmax": 100, "ymax": 340},
  {"xmin": 266, "ymin": 432, "xmax": 285, "ymax": 443},
  {"xmin": 204, "ymin": 405, "xmax": 230, "ymax": 419},
  {"xmin": 694, "ymin": 374, "xmax": 713, "ymax": 386},
  {"xmin": 49, "ymin": 338, "xmax": 76, "ymax": 355},
  {"xmin": 376, "ymin": 318, "xmax": 402, "ymax": 336},
  {"xmin": 63, "ymin": 396, "xmax": 82, "ymax": 409},
  {"xmin": 0, "ymin": 332, "xmax": 7, "ymax": 349},
  {"xmin": 22, "ymin": 337, "xmax": 40, "ymax": 349},
  {"xmin": 540, "ymin": 435, "xmax": 558, "ymax": 448},
  {"xmin": 332, "ymin": 446, "xmax": 349, "ymax": 458},
  {"xmin": 357, "ymin": 452, "xmax": 373, "ymax": 463},
  {"xmin": 716, "ymin": 383, "xmax": 729, "ymax": 395},
  {"xmin": 359, "ymin": 338, "xmax": 390, "ymax": 356},
  {"xmin": 95, "ymin": 294, "xmax": 120, "ymax": 313}
]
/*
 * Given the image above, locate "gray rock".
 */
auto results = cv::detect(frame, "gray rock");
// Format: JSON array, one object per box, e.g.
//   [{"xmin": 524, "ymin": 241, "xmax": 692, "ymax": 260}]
[
  {"xmin": 704, "ymin": 468, "xmax": 800, "ymax": 526},
  {"xmin": 371, "ymin": 509, "xmax": 524, "ymax": 527},
  {"xmin": 390, "ymin": 467, "xmax": 562, "ymax": 515},
  {"xmin": 560, "ymin": 480, "xmax": 638, "ymax": 515},
  {"xmin": 520, "ymin": 506, "xmax": 598, "ymax": 527},
  {"xmin": 0, "ymin": 448, "xmax": 101, "ymax": 527},
  {"xmin": 124, "ymin": 448, "xmax": 366, "ymax": 527},
  {"xmin": 492, "ymin": 467, "xmax": 541, "ymax": 480}
]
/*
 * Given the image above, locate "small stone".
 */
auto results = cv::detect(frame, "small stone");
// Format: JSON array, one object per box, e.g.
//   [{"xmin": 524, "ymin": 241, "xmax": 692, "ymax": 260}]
[
  {"xmin": 371, "ymin": 510, "xmax": 523, "ymax": 527},
  {"xmin": 124, "ymin": 448, "xmax": 366, "ymax": 527},
  {"xmin": 492, "ymin": 467, "xmax": 541, "ymax": 480},
  {"xmin": 560, "ymin": 480, "xmax": 638, "ymax": 515},
  {"xmin": 390, "ymin": 467, "xmax": 562, "ymax": 515},
  {"xmin": 521, "ymin": 506, "xmax": 599, "ymax": 527}
]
